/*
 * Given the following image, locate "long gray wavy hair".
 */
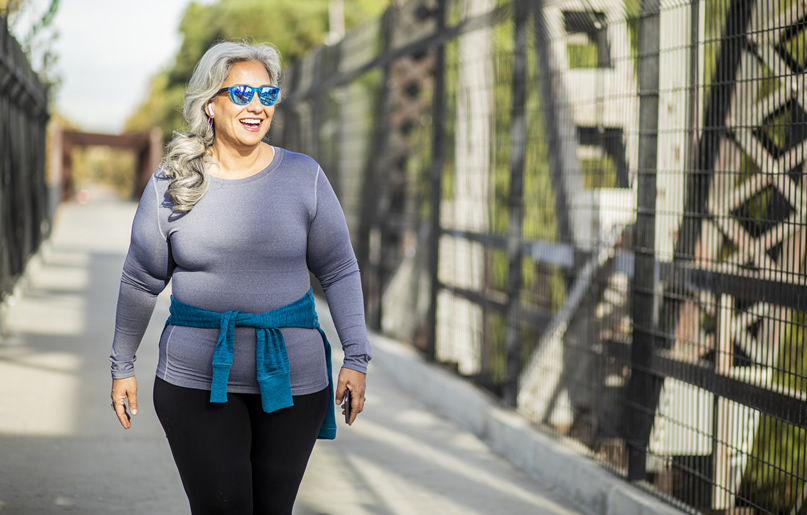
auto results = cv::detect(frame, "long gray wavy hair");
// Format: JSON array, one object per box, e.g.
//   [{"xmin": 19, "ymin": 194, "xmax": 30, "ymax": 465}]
[{"xmin": 161, "ymin": 41, "xmax": 281, "ymax": 212}]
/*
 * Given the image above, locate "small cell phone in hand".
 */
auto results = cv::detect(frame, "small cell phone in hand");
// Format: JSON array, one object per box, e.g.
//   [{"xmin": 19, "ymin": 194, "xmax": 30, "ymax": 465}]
[{"xmin": 342, "ymin": 388, "xmax": 352, "ymax": 423}]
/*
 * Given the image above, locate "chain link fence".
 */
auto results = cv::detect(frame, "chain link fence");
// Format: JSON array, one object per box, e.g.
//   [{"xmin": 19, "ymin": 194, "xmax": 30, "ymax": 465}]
[
  {"xmin": 273, "ymin": 0, "xmax": 807, "ymax": 512},
  {"xmin": 0, "ymin": 17, "xmax": 50, "ymax": 305}
]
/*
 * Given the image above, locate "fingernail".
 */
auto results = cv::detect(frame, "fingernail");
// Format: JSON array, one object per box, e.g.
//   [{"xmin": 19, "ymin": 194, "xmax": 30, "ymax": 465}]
[{"xmin": 132, "ymin": 409, "xmax": 138, "ymax": 415}]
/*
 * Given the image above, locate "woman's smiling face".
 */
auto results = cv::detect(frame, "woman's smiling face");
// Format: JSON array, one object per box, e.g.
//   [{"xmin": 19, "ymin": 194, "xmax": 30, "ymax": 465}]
[{"xmin": 209, "ymin": 59, "xmax": 275, "ymax": 150}]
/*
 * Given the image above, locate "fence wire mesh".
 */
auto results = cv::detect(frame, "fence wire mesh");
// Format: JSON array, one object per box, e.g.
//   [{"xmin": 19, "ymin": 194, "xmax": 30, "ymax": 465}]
[{"xmin": 274, "ymin": 0, "xmax": 807, "ymax": 512}]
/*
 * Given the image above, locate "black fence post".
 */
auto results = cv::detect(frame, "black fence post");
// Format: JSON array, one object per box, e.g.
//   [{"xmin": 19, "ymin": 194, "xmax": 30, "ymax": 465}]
[
  {"xmin": 426, "ymin": 0, "xmax": 447, "ymax": 362},
  {"xmin": 626, "ymin": 0, "xmax": 661, "ymax": 483},
  {"xmin": 674, "ymin": 0, "xmax": 755, "ymax": 261},
  {"xmin": 356, "ymin": 7, "xmax": 396, "ymax": 331},
  {"xmin": 532, "ymin": 0, "xmax": 572, "ymax": 245},
  {"xmin": 279, "ymin": 60, "xmax": 301, "ymax": 152},
  {"xmin": 503, "ymin": 0, "xmax": 528, "ymax": 406}
]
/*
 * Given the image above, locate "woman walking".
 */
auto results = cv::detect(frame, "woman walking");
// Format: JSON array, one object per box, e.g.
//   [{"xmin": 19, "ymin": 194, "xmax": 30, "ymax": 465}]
[{"xmin": 108, "ymin": 41, "xmax": 370, "ymax": 514}]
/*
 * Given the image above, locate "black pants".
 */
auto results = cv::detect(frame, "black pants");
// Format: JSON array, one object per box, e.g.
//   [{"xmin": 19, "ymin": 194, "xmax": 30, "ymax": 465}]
[{"xmin": 153, "ymin": 377, "xmax": 329, "ymax": 515}]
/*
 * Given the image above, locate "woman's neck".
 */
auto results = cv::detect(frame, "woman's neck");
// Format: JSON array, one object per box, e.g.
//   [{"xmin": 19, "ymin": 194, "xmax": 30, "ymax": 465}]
[{"xmin": 208, "ymin": 140, "xmax": 273, "ymax": 179}]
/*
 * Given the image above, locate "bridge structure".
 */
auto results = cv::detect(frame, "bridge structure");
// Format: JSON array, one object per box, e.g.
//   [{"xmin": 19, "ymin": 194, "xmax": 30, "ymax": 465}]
[
  {"xmin": 3, "ymin": 0, "xmax": 807, "ymax": 513},
  {"xmin": 53, "ymin": 127, "xmax": 162, "ymax": 201}
]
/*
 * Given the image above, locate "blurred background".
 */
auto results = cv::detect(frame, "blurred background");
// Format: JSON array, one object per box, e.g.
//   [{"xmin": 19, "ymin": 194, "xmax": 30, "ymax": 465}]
[{"xmin": 1, "ymin": 0, "xmax": 806, "ymax": 513}]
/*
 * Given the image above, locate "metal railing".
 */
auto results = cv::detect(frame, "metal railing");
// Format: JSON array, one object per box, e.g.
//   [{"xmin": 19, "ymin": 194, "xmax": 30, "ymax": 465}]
[
  {"xmin": 0, "ymin": 16, "xmax": 50, "ymax": 303},
  {"xmin": 274, "ymin": 0, "xmax": 807, "ymax": 512}
]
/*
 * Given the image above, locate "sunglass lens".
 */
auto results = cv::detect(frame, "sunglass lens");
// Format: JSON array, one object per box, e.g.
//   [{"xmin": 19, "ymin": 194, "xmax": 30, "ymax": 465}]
[
  {"xmin": 230, "ymin": 86, "xmax": 253, "ymax": 105},
  {"xmin": 258, "ymin": 87, "xmax": 279, "ymax": 106}
]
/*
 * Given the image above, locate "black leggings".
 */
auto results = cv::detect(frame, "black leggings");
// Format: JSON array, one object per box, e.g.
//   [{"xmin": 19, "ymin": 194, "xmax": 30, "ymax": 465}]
[{"xmin": 153, "ymin": 376, "xmax": 328, "ymax": 515}]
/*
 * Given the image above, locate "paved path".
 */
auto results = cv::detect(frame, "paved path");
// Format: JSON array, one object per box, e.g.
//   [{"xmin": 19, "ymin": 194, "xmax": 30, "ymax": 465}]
[{"xmin": 0, "ymin": 196, "xmax": 583, "ymax": 515}]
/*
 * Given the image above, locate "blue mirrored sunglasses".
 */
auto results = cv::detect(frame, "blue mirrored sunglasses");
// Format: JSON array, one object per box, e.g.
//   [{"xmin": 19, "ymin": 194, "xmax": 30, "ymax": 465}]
[{"xmin": 215, "ymin": 85, "xmax": 280, "ymax": 106}]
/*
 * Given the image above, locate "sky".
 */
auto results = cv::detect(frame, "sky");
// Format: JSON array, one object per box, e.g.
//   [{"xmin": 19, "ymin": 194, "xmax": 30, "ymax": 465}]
[{"xmin": 29, "ymin": 0, "xmax": 207, "ymax": 133}]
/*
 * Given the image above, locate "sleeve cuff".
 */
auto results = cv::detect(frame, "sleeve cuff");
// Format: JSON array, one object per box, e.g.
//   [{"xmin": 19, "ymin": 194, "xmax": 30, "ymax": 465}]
[
  {"xmin": 341, "ymin": 353, "xmax": 371, "ymax": 374},
  {"xmin": 110, "ymin": 358, "xmax": 136, "ymax": 380},
  {"xmin": 111, "ymin": 369, "xmax": 135, "ymax": 380}
]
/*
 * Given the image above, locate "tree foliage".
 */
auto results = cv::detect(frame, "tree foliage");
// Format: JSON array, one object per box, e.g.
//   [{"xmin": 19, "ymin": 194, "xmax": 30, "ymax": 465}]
[
  {"xmin": 126, "ymin": 0, "xmax": 386, "ymax": 135},
  {"xmin": 2, "ymin": 0, "xmax": 61, "ymax": 90}
]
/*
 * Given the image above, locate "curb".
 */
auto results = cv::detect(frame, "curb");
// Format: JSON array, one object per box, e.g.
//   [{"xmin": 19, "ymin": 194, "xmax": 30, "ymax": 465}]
[{"xmin": 366, "ymin": 331, "xmax": 686, "ymax": 515}]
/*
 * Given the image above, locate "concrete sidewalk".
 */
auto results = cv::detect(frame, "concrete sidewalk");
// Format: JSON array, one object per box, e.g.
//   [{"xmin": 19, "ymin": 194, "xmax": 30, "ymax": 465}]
[{"xmin": 0, "ymin": 197, "xmax": 583, "ymax": 514}]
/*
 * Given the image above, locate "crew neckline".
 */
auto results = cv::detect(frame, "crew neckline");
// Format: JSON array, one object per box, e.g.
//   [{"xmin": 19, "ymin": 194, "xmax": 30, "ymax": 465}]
[{"xmin": 208, "ymin": 146, "xmax": 284, "ymax": 185}]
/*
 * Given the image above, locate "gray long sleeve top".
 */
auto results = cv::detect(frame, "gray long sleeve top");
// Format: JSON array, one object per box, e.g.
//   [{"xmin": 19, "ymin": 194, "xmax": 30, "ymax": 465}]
[{"xmin": 110, "ymin": 147, "xmax": 371, "ymax": 395}]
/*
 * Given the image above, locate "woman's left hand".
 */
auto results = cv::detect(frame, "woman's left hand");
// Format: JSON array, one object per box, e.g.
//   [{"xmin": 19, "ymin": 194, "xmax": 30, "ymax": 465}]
[{"xmin": 335, "ymin": 367, "xmax": 366, "ymax": 426}]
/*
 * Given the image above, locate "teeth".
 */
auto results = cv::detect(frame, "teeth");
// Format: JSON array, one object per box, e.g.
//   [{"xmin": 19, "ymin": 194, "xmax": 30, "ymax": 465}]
[{"xmin": 241, "ymin": 119, "xmax": 261, "ymax": 125}]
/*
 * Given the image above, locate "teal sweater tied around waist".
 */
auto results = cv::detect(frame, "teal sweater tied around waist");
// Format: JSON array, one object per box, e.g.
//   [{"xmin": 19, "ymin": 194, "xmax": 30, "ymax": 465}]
[{"xmin": 166, "ymin": 288, "xmax": 336, "ymax": 439}]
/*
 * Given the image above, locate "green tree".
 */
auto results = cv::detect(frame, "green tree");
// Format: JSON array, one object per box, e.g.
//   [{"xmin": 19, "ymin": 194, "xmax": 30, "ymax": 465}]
[
  {"xmin": 126, "ymin": 0, "xmax": 386, "ymax": 135},
  {"xmin": 2, "ymin": 0, "xmax": 61, "ymax": 91}
]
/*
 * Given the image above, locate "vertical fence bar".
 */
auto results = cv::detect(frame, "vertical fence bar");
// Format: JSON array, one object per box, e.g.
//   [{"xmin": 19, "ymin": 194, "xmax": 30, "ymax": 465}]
[
  {"xmin": 1, "ymin": 15, "xmax": 12, "ymax": 300},
  {"xmin": 426, "ymin": 0, "xmax": 447, "ymax": 362},
  {"xmin": 357, "ymin": 7, "xmax": 395, "ymax": 330},
  {"xmin": 280, "ymin": 60, "xmax": 301, "ymax": 153},
  {"xmin": 626, "ymin": 0, "xmax": 661, "ymax": 483},
  {"xmin": 503, "ymin": 0, "xmax": 528, "ymax": 406},
  {"xmin": 532, "ymin": 0, "xmax": 572, "ymax": 244},
  {"xmin": 674, "ymin": 0, "xmax": 755, "ymax": 260},
  {"xmin": 309, "ymin": 48, "xmax": 324, "ymax": 162}
]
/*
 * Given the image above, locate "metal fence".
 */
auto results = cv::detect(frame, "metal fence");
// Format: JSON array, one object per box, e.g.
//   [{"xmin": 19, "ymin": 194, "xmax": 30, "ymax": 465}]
[
  {"xmin": 273, "ymin": 0, "xmax": 807, "ymax": 512},
  {"xmin": 0, "ymin": 16, "xmax": 50, "ymax": 304}
]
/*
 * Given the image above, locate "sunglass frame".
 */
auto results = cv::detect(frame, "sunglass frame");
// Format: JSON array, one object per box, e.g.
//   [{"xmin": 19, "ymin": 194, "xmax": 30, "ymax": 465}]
[{"xmin": 215, "ymin": 85, "xmax": 280, "ymax": 106}]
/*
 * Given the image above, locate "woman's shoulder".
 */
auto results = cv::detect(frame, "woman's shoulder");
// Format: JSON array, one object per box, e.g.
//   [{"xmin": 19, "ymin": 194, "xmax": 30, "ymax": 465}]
[
  {"xmin": 142, "ymin": 167, "xmax": 177, "ymax": 213},
  {"xmin": 145, "ymin": 167, "xmax": 171, "ymax": 196},
  {"xmin": 275, "ymin": 147, "xmax": 322, "ymax": 177},
  {"xmin": 151, "ymin": 166, "xmax": 169, "ymax": 180}
]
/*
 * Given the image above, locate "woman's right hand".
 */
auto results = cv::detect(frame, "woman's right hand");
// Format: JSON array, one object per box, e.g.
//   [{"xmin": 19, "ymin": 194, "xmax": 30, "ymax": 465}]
[{"xmin": 111, "ymin": 376, "xmax": 138, "ymax": 429}]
